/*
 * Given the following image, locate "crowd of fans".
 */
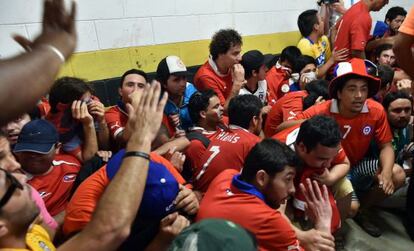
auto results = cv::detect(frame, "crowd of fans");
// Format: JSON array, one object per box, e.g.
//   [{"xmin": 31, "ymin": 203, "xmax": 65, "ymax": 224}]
[{"xmin": 1, "ymin": 0, "xmax": 414, "ymax": 250}]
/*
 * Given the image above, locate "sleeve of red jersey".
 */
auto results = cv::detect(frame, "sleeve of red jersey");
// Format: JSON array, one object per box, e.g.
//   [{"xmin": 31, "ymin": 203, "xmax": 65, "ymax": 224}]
[
  {"xmin": 294, "ymin": 105, "xmax": 318, "ymax": 120},
  {"xmin": 264, "ymin": 105, "xmax": 282, "ymax": 137},
  {"xmin": 332, "ymin": 146, "xmax": 347, "ymax": 165},
  {"xmin": 185, "ymin": 140, "xmax": 207, "ymax": 173},
  {"xmin": 195, "ymin": 75, "xmax": 226, "ymax": 105},
  {"xmin": 104, "ymin": 108, "xmax": 124, "ymax": 139},
  {"xmin": 374, "ymin": 109, "xmax": 393, "ymax": 146},
  {"xmin": 261, "ymin": 211, "xmax": 304, "ymax": 251},
  {"xmin": 350, "ymin": 17, "xmax": 372, "ymax": 51}
]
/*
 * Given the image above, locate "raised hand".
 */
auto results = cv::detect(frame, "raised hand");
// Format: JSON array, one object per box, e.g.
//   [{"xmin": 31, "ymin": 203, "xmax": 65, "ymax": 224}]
[{"xmin": 13, "ymin": 0, "xmax": 77, "ymax": 59}]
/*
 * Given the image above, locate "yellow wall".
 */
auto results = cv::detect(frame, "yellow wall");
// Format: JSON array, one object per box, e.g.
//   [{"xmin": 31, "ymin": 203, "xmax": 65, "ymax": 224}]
[{"xmin": 58, "ymin": 31, "xmax": 301, "ymax": 81}]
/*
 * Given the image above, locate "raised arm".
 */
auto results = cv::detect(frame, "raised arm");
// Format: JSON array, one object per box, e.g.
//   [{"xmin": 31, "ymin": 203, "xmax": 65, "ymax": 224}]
[{"xmin": 0, "ymin": 0, "xmax": 76, "ymax": 125}]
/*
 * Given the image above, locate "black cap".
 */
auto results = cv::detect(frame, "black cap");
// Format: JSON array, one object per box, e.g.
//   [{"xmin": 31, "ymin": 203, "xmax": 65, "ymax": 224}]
[{"xmin": 241, "ymin": 50, "xmax": 265, "ymax": 75}]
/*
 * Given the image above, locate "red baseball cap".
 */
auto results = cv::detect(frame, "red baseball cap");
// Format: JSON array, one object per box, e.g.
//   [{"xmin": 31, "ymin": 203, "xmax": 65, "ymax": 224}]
[{"xmin": 329, "ymin": 58, "xmax": 380, "ymax": 99}]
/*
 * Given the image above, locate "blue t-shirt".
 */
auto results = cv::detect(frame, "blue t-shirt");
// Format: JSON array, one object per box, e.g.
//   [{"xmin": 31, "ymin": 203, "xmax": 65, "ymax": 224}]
[{"xmin": 164, "ymin": 82, "xmax": 197, "ymax": 130}]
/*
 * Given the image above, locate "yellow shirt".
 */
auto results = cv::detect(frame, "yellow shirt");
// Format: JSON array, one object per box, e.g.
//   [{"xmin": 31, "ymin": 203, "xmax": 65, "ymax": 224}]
[
  {"xmin": 0, "ymin": 225, "xmax": 55, "ymax": 251},
  {"xmin": 297, "ymin": 35, "xmax": 332, "ymax": 67}
]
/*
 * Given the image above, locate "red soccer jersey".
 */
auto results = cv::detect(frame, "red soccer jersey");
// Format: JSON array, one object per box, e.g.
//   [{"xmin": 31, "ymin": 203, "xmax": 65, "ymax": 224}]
[
  {"xmin": 265, "ymin": 66, "xmax": 290, "ymax": 105},
  {"xmin": 104, "ymin": 105, "xmax": 128, "ymax": 140},
  {"xmin": 264, "ymin": 91, "xmax": 308, "ymax": 137},
  {"xmin": 196, "ymin": 169, "xmax": 303, "ymax": 251},
  {"xmin": 185, "ymin": 127, "xmax": 220, "ymax": 173},
  {"xmin": 28, "ymin": 154, "xmax": 81, "ymax": 216},
  {"xmin": 194, "ymin": 60, "xmax": 233, "ymax": 106},
  {"xmin": 295, "ymin": 99, "xmax": 392, "ymax": 165},
  {"xmin": 334, "ymin": 1, "xmax": 372, "ymax": 57},
  {"xmin": 192, "ymin": 125, "xmax": 261, "ymax": 192},
  {"xmin": 273, "ymin": 125, "xmax": 346, "ymax": 232}
]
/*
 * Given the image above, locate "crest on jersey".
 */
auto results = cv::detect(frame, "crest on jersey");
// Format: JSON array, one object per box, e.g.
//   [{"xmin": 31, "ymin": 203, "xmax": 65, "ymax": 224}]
[
  {"xmin": 63, "ymin": 174, "xmax": 77, "ymax": 182},
  {"xmin": 362, "ymin": 125, "xmax": 372, "ymax": 135}
]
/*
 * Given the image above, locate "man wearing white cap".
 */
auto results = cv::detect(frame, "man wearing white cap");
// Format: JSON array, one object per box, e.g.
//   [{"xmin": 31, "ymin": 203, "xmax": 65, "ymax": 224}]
[{"xmin": 156, "ymin": 55, "xmax": 197, "ymax": 131}]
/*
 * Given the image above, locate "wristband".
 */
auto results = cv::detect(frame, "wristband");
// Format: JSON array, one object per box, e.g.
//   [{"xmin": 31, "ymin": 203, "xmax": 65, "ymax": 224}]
[
  {"xmin": 123, "ymin": 151, "xmax": 150, "ymax": 161},
  {"xmin": 41, "ymin": 44, "xmax": 65, "ymax": 63}
]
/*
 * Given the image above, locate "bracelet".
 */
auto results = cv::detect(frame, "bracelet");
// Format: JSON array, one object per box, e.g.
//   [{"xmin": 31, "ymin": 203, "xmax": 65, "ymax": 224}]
[
  {"xmin": 41, "ymin": 44, "xmax": 65, "ymax": 63},
  {"xmin": 123, "ymin": 151, "xmax": 150, "ymax": 161}
]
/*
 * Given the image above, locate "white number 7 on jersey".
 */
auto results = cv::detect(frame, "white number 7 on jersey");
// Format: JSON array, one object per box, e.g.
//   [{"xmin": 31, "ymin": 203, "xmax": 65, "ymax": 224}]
[
  {"xmin": 343, "ymin": 125, "xmax": 351, "ymax": 139},
  {"xmin": 196, "ymin": 146, "xmax": 220, "ymax": 180}
]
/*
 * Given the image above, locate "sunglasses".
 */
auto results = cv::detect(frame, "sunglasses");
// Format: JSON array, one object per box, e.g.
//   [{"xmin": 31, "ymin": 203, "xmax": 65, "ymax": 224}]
[{"xmin": 0, "ymin": 168, "xmax": 24, "ymax": 209}]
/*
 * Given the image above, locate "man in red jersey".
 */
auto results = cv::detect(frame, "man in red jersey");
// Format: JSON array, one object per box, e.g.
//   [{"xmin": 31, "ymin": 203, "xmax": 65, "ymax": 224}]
[
  {"xmin": 185, "ymin": 90, "xmax": 224, "ymax": 174},
  {"xmin": 273, "ymin": 115, "xmax": 352, "ymax": 234},
  {"xmin": 105, "ymin": 69, "xmax": 149, "ymax": 146},
  {"xmin": 292, "ymin": 58, "xmax": 404, "ymax": 236},
  {"xmin": 193, "ymin": 95, "xmax": 262, "ymax": 193},
  {"xmin": 13, "ymin": 119, "xmax": 81, "ymax": 218},
  {"xmin": 334, "ymin": 0, "xmax": 389, "ymax": 59},
  {"xmin": 197, "ymin": 139, "xmax": 335, "ymax": 251},
  {"xmin": 194, "ymin": 29, "xmax": 246, "ymax": 113}
]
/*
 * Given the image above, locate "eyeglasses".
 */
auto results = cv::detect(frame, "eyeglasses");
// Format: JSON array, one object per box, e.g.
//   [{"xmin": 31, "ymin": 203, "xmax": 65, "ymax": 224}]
[{"xmin": 0, "ymin": 168, "xmax": 24, "ymax": 208}]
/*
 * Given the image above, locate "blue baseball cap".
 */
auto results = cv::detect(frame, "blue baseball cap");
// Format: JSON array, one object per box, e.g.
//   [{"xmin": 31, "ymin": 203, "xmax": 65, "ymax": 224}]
[
  {"xmin": 13, "ymin": 119, "xmax": 59, "ymax": 154},
  {"xmin": 373, "ymin": 21, "xmax": 389, "ymax": 37},
  {"xmin": 106, "ymin": 149, "xmax": 179, "ymax": 219}
]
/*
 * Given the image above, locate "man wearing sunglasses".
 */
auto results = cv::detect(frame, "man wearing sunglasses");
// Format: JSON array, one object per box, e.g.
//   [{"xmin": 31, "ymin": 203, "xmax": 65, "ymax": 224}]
[{"xmin": 0, "ymin": 167, "xmax": 54, "ymax": 250}]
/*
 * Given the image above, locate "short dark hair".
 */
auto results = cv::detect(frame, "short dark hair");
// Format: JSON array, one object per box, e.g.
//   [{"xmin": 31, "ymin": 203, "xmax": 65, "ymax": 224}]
[
  {"xmin": 295, "ymin": 115, "xmax": 342, "ymax": 151},
  {"xmin": 385, "ymin": 6, "xmax": 407, "ymax": 22},
  {"xmin": 210, "ymin": 29, "xmax": 242, "ymax": 61},
  {"xmin": 383, "ymin": 91, "xmax": 412, "ymax": 111},
  {"xmin": 228, "ymin": 95, "xmax": 263, "ymax": 129},
  {"xmin": 120, "ymin": 69, "xmax": 148, "ymax": 88},
  {"xmin": 188, "ymin": 90, "xmax": 218, "ymax": 125},
  {"xmin": 378, "ymin": 64, "xmax": 395, "ymax": 89},
  {"xmin": 49, "ymin": 77, "xmax": 93, "ymax": 113},
  {"xmin": 298, "ymin": 9, "xmax": 319, "ymax": 37},
  {"xmin": 375, "ymin": 43, "xmax": 393, "ymax": 59},
  {"xmin": 303, "ymin": 79, "xmax": 329, "ymax": 110},
  {"xmin": 240, "ymin": 139, "xmax": 301, "ymax": 182},
  {"xmin": 294, "ymin": 55, "xmax": 317, "ymax": 73},
  {"xmin": 280, "ymin": 46, "xmax": 302, "ymax": 67}
]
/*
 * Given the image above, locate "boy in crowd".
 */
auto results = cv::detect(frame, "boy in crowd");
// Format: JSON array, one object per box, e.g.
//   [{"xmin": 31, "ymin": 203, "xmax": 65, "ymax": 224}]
[
  {"xmin": 265, "ymin": 46, "xmax": 301, "ymax": 104},
  {"xmin": 157, "ymin": 55, "xmax": 197, "ymax": 131},
  {"xmin": 297, "ymin": 9, "xmax": 348, "ymax": 78},
  {"xmin": 194, "ymin": 29, "xmax": 245, "ymax": 113},
  {"xmin": 239, "ymin": 50, "xmax": 269, "ymax": 107},
  {"xmin": 1, "ymin": 113, "xmax": 31, "ymax": 147},
  {"xmin": 291, "ymin": 55, "xmax": 319, "ymax": 92}
]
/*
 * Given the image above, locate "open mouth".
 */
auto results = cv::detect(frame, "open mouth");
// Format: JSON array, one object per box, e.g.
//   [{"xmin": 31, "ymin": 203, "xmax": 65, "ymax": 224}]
[{"xmin": 8, "ymin": 134, "xmax": 18, "ymax": 141}]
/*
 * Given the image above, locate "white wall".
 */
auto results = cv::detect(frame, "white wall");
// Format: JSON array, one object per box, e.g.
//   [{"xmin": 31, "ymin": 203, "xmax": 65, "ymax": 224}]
[{"xmin": 0, "ymin": 0, "xmax": 412, "ymax": 58}]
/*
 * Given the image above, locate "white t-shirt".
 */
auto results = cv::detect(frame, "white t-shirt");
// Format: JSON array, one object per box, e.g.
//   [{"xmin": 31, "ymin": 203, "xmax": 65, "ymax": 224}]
[{"xmin": 239, "ymin": 80, "xmax": 268, "ymax": 104}]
